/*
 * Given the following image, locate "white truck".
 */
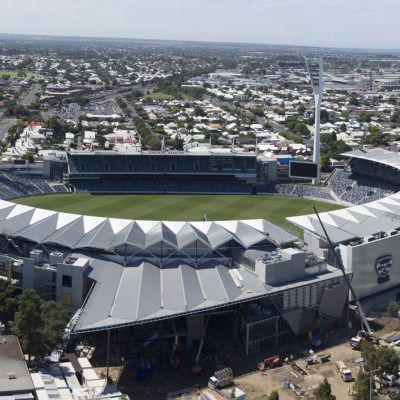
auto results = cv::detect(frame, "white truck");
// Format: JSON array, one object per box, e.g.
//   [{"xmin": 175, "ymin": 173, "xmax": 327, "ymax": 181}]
[
  {"xmin": 336, "ymin": 361, "xmax": 352, "ymax": 382},
  {"xmin": 375, "ymin": 373, "xmax": 396, "ymax": 387}
]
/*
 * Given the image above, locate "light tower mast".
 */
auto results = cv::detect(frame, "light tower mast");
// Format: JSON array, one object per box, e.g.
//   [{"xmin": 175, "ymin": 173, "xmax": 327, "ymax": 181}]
[{"xmin": 304, "ymin": 57, "xmax": 323, "ymax": 184}]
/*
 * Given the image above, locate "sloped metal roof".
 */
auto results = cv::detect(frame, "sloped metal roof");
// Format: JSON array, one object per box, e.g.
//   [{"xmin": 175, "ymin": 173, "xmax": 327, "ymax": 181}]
[
  {"xmin": 341, "ymin": 149, "xmax": 400, "ymax": 170},
  {"xmin": 287, "ymin": 192, "xmax": 400, "ymax": 243},
  {"xmin": 74, "ymin": 255, "xmax": 268, "ymax": 332},
  {"xmin": 0, "ymin": 200, "xmax": 296, "ymax": 251}
]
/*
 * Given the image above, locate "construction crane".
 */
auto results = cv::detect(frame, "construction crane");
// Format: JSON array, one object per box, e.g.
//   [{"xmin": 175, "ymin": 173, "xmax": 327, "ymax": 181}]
[{"xmin": 312, "ymin": 206, "xmax": 373, "ymax": 336}]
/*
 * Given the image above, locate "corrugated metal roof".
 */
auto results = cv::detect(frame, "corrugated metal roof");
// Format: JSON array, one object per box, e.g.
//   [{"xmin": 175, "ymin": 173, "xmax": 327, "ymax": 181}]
[{"xmin": 74, "ymin": 254, "xmax": 268, "ymax": 332}]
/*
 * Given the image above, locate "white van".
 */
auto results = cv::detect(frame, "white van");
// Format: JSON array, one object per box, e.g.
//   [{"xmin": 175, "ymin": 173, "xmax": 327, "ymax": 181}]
[{"xmin": 375, "ymin": 373, "xmax": 396, "ymax": 387}]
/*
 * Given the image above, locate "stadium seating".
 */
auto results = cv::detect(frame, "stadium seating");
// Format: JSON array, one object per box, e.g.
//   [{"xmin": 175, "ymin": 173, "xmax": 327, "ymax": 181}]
[
  {"xmin": 324, "ymin": 163, "xmax": 400, "ymax": 204},
  {"xmin": 66, "ymin": 154, "xmax": 255, "ymax": 174},
  {"xmin": 0, "ymin": 173, "xmax": 69, "ymax": 200}
]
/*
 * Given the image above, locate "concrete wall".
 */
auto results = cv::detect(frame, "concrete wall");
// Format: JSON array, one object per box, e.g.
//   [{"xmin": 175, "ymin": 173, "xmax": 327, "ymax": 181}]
[
  {"xmin": 347, "ymin": 234, "xmax": 400, "ymax": 301},
  {"xmin": 255, "ymin": 248, "xmax": 305, "ymax": 285},
  {"xmin": 22, "ymin": 258, "xmax": 34, "ymax": 292},
  {"xmin": 303, "ymin": 231, "xmax": 328, "ymax": 258},
  {"xmin": 56, "ymin": 258, "xmax": 89, "ymax": 314}
]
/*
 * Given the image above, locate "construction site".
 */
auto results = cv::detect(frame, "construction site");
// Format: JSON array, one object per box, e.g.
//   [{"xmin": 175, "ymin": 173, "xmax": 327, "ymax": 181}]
[{"xmin": 59, "ymin": 316, "xmax": 399, "ymax": 400}]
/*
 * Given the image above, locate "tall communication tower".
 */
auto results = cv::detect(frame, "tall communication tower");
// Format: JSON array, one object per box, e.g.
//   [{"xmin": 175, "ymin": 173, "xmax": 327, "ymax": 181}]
[{"xmin": 304, "ymin": 57, "xmax": 323, "ymax": 184}]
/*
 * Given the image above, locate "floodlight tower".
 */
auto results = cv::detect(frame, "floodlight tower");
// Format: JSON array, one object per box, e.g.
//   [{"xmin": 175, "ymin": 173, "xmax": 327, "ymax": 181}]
[{"xmin": 304, "ymin": 57, "xmax": 323, "ymax": 184}]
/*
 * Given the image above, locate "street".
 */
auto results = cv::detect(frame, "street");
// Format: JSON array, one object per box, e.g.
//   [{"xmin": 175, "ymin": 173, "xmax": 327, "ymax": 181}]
[
  {"xmin": 20, "ymin": 83, "xmax": 41, "ymax": 106},
  {"xmin": 0, "ymin": 118, "xmax": 17, "ymax": 141}
]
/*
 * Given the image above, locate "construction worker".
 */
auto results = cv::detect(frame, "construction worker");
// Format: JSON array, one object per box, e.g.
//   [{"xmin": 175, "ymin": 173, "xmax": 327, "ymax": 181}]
[
  {"xmin": 285, "ymin": 357, "xmax": 288, "ymax": 364},
  {"xmin": 121, "ymin": 356, "xmax": 124, "ymax": 364},
  {"xmin": 305, "ymin": 361, "xmax": 308, "ymax": 369},
  {"xmin": 290, "ymin": 355, "xmax": 293, "ymax": 362},
  {"xmin": 352, "ymin": 387, "xmax": 354, "ymax": 396},
  {"xmin": 348, "ymin": 387, "xmax": 350, "ymax": 396}
]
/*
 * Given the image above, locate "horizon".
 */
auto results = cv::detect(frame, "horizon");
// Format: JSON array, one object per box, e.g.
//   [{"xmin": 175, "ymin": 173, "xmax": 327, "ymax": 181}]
[{"xmin": 2, "ymin": 0, "xmax": 399, "ymax": 51}]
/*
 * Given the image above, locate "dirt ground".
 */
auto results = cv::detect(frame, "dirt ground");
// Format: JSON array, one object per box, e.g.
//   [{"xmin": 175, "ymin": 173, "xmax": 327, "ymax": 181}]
[{"xmin": 86, "ymin": 318, "xmax": 400, "ymax": 400}]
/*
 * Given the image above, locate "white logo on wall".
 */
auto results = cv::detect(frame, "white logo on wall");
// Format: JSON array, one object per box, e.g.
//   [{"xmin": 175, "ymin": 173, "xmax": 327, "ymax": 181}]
[{"xmin": 376, "ymin": 255, "xmax": 393, "ymax": 284}]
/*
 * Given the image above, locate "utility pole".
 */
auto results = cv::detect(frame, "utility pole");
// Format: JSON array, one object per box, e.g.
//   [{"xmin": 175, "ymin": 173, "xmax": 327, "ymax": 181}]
[{"xmin": 363, "ymin": 366, "xmax": 379, "ymax": 400}]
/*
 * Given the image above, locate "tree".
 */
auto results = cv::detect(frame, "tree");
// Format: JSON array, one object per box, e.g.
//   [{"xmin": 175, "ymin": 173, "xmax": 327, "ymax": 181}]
[
  {"xmin": 0, "ymin": 280, "xmax": 18, "ymax": 335},
  {"xmin": 148, "ymin": 137, "xmax": 162, "ymax": 150},
  {"xmin": 194, "ymin": 106, "xmax": 205, "ymax": 117},
  {"xmin": 229, "ymin": 388, "xmax": 236, "ymax": 399},
  {"xmin": 361, "ymin": 340, "xmax": 400, "ymax": 383},
  {"xmin": 11, "ymin": 290, "xmax": 45, "ymax": 367},
  {"xmin": 21, "ymin": 152, "xmax": 34, "ymax": 163},
  {"xmin": 315, "ymin": 378, "xmax": 336, "ymax": 400},
  {"xmin": 331, "ymin": 131, "xmax": 337, "ymax": 141},
  {"xmin": 97, "ymin": 135, "xmax": 107, "ymax": 148},
  {"xmin": 268, "ymin": 390, "xmax": 279, "ymax": 400},
  {"xmin": 387, "ymin": 301, "xmax": 400, "ymax": 317},
  {"xmin": 353, "ymin": 370, "xmax": 377, "ymax": 400},
  {"xmin": 349, "ymin": 96, "xmax": 360, "ymax": 106},
  {"xmin": 40, "ymin": 300, "xmax": 70, "ymax": 355},
  {"xmin": 341, "ymin": 110, "xmax": 350, "ymax": 121},
  {"xmin": 131, "ymin": 89, "xmax": 143, "ymax": 99},
  {"xmin": 298, "ymin": 104, "xmax": 306, "ymax": 115},
  {"xmin": 171, "ymin": 107, "xmax": 180, "ymax": 114},
  {"xmin": 320, "ymin": 155, "xmax": 330, "ymax": 167},
  {"xmin": 252, "ymin": 108, "xmax": 264, "ymax": 117}
]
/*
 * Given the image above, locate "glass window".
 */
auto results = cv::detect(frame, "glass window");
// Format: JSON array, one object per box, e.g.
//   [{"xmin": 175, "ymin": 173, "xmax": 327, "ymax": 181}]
[
  {"xmin": 62, "ymin": 293, "xmax": 71, "ymax": 306},
  {"xmin": 62, "ymin": 275, "xmax": 72, "ymax": 287}
]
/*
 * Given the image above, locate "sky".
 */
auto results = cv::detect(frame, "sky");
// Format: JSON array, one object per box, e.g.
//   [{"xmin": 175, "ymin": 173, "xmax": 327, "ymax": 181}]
[{"xmin": 2, "ymin": 0, "xmax": 400, "ymax": 50}]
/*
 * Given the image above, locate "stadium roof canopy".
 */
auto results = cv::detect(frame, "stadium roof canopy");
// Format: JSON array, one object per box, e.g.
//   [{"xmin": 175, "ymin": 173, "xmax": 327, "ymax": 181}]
[
  {"xmin": 73, "ymin": 254, "xmax": 270, "ymax": 332},
  {"xmin": 287, "ymin": 192, "xmax": 400, "ymax": 244},
  {"xmin": 0, "ymin": 200, "xmax": 297, "ymax": 250},
  {"xmin": 72, "ymin": 252, "xmax": 343, "ymax": 333},
  {"xmin": 341, "ymin": 149, "xmax": 400, "ymax": 170}
]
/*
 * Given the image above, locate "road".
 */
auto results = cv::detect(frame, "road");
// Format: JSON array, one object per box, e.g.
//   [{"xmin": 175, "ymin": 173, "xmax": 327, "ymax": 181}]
[
  {"xmin": 20, "ymin": 83, "xmax": 41, "ymax": 106},
  {"xmin": 0, "ymin": 118, "xmax": 17, "ymax": 141}
]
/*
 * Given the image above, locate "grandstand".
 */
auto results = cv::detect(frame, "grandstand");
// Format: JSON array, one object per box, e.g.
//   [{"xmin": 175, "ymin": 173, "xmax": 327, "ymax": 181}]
[
  {"xmin": 322, "ymin": 154, "xmax": 400, "ymax": 205},
  {"xmin": 0, "ymin": 173, "xmax": 70, "ymax": 200},
  {"xmin": 66, "ymin": 150, "xmax": 260, "ymax": 194},
  {"xmin": 1, "ymin": 148, "xmax": 397, "ymax": 206}
]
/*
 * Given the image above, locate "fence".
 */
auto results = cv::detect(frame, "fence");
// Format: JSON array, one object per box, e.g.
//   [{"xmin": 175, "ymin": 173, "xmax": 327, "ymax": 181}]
[{"xmin": 367, "ymin": 311, "xmax": 398, "ymax": 319}]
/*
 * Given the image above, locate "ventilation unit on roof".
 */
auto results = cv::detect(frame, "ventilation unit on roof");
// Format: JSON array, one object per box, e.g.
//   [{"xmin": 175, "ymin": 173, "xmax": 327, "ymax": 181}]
[
  {"xmin": 30, "ymin": 250, "xmax": 43, "ymax": 265},
  {"xmin": 364, "ymin": 235, "xmax": 375, "ymax": 243},
  {"xmin": 387, "ymin": 229, "xmax": 398, "ymax": 236},
  {"xmin": 49, "ymin": 251, "xmax": 63, "ymax": 265},
  {"xmin": 7, "ymin": 373, "xmax": 16, "ymax": 379}
]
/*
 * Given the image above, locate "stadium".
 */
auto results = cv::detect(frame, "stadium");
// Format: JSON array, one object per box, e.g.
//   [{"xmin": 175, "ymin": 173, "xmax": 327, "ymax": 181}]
[{"xmin": 1, "ymin": 145, "xmax": 400, "ymax": 368}]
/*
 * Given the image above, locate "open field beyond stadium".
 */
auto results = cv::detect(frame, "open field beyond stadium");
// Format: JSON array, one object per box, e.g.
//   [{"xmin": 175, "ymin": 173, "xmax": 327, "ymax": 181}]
[
  {"xmin": 1, "ymin": 70, "xmax": 43, "ymax": 79},
  {"xmin": 11, "ymin": 194, "xmax": 344, "ymax": 223}
]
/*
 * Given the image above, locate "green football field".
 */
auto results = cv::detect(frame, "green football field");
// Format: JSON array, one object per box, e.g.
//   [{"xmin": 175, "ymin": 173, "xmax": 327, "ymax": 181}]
[{"xmin": 11, "ymin": 194, "xmax": 344, "ymax": 230}]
